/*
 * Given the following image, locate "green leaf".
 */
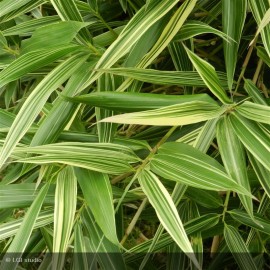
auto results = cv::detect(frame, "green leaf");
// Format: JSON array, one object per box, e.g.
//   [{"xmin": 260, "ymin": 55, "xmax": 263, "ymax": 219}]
[
  {"xmin": 21, "ymin": 21, "xmax": 89, "ymax": 53},
  {"xmin": 228, "ymin": 112, "xmax": 270, "ymax": 171},
  {"xmin": 0, "ymin": 183, "xmax": 54, "ymax": 209},
  {"xmin": 150, "ymin": 142, "xmax": 254, "ymax": 197},
  {"xmin": 0, "ymin": 53, "xmax": 88, "ymax": 170},
  {"xmin": 249, "ymin": 0, "xmax": 270, "ymax": 57},
  {"xmin": 64, "ymin": 92, "xmax": 216, "ymax": 113},
  {"xmin": 248, "ymin": 152, "xmax": 270, "ymax": 200},
  {"xmin": 224, "ymin": 224, "xmax": 257, "ymax": 270},
  {"xmin": 216, "ymin": 116, "xmax": 253, "ymax": 217},
  {"xmin": 0, "ymin": 0, "xmax": 33, "ymax": 17},
  {"xmin": 13, "ymin": 142, "xmax": 139, "ymax": 175},
  {"xmin": 138, "ymin": 170, "xmax": 199, "ymax": 269},
  {"xmin": 0, "ymin": 210, "xmax": 53, "ymax": 241},
  {"xmin": 0, "ymin": 183, "xmax": 49, "ymax": 270},
  {"xmin": 50, "ymin": 0, "xmax": 91, "ymax": 44},
  {"xmin": 52, "ymin": 166, "xmax": 77, "ymax": 270},
  {"xmin": 184, "ymin": 46, "xmax": 231, "ymax": 103},
  {"xmin": 73, "ymin": 222, "xmax": 88, "ymax": 270},
  {"xmin": 257, "ymin": 46, "xmax": 270, "ymax": 68},
  {"xmin": 222, "ymin": 0, "xmax": 247, "ymax": 89},
  {"xmin": 0, "ymin": 0, "xmax": 45, "ymax": 22},
  {"xmin": 2, "ymin": 16, "xmax": 60, "ymax": 36},
  {"xmin": 244, "ymin": 79, "xmax": 268, "ymax": 105},
  {"xmin": 175, "ymin": 20, "xmax": 232, "ymax": 42},
  {"xmin": 75, "ymin": 168, "xmax": 119, "ymax": 245},
  {"xmin": 236, "ymin": 101, "xmax": 270, "ymax": 124},
  {"xmin": 80, "ymin": 0, "xmax": 183, "ymax": 90},
  {"xmin": 102, "ymin": 101, "xmax": 226, "ymax": 126},
  {"xmin": 100, "ymin": 68, "xmax": 229, "ymax": 88},
  {"xmin": 229, "ymin": 209, "xmax": 270, "ymax": 235},
  {"xmin": 82, "ymin": 207, "xmax": 126, "ymax": 270},
  {"xmin": 0, "ymin": 45, "xmax": 83, "ymax": 88}
]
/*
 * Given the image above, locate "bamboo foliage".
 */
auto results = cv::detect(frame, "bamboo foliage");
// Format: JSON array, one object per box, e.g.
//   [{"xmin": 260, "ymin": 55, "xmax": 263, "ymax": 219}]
[{"xmin": 0, "ymin": 1, "xmax": 269, "ymax": 269}]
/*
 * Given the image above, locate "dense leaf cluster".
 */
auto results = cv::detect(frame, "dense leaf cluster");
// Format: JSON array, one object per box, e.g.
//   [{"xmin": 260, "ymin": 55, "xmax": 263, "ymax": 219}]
[{"xmin": 0, "ymin": 0, "xmax": 269, "ymax": 269}]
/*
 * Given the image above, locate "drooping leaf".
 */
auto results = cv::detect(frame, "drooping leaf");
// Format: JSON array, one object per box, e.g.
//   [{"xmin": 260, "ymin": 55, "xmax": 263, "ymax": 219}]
[
  {"xmin": 138, "ymin": 170, "xmax": 199, "ymax": 269},
  {"xmin": 224, "ymin": 224, "xmax": 257, "ymax": 270},
  {"xmin": 52, "ymin": 166, "xmax": 77, "ymax": 270},
  {"xmin": 216, "ymin": 116, "xmax": 253, "ymax": 217},
  {"xmin": 229, "ymin": 209, "xmax": 270, "ymax": 235},
  {"xmin": 75, "ymin": 168, "xmax": 119, "ymax": 245},
  {"xmin": 228, "ymin": 112, "xmax": 270, "ymax": 171},
  {"xmin": 243, "ymin": 79, "xmax": 268, "ymax": 105},
  {"xmin": 236, "ymin": 101, "xmax": 270, "ymax": 124},
  {"xmin": 150, "ymin": 142, "xmax": 254, "ymax": 197}
]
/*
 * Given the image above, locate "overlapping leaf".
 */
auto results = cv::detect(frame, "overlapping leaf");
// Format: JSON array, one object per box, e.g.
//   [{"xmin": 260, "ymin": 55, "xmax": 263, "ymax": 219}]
[
  {"xmin": 102, "ymin": 101, "xmax": 226, "ymax": 126},
  {"xmin": 150, "ymin": 142, "xmax": 254, "ymax": 197}
]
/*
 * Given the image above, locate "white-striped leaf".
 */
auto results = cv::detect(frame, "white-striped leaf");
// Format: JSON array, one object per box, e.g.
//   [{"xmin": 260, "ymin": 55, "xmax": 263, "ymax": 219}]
[
  {"xmin": 102, "ymin": 101, "xmax": 226, "ymax": 126},
  {"xmin": 138, "ymin": 170, "xmax": 199, "ymax": 269},
  {"xmin": 224, "ymin": 224, "xmax": 257, "ymax": 270},
  {"xmin": 249, "ymin": 0, "xmax": 270, "ymax": 57},
  {"xmin": 236, "ymin": 101, "xmax": 270, "ymax": 124},
  {"xmin": 79, "ymin": 0, "xmax": 181, "ymax": 90},
  {"xmin": 0, "ymin": 53, "xmax": 88, "ymax": 170},
  {"xmin": 13, "ymin": 142, "xmax": 139, "ymax": 175},
  {"xmin": 52, "ymin": 166, "xmax": 77, "ymax": 270},
  {"xmin": 184, "ymin": 46, "xmax": 232, "ymax": 104},
  {"xmin": 216, "ymin": 116, "xmax": 253, "ymax": 217},
  {"xmin": 150, "ymin": 142, "xmax": 254, "ymax": 197},
  {"xmin": 0, "ymin": 184, "xmax": 49, "ymax": 270},
  {"xmin": 228, "ymin": 112, "xmax": 270, "ymax": 171}
]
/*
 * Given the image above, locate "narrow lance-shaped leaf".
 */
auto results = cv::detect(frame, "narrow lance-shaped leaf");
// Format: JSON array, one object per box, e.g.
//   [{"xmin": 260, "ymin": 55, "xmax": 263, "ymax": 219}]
[
  {"xmin": 138, "ymin": 170, "xmax": 200, "ymax": 269},
  {"xmin": 224, "ymin": 224, "xmax": 257, "ymax": 270},
  {"xmin": 175, "ymin": 20, "xmax": 233, "ymax": 42},
  {"xmin": 138, "ymin": 0, "xmax": 197, "ymax": 68},
  {"xmin": 52, "ymin": 166, "xmax": 77, "ymax": 270},
  {"xmin": 150, "ymin": 142, "xmax": 254, "ymax": 197},
  {"xmin": 256, "ymin": 46, "xmax": 270, "ymax": 68},
  {"xmin": 244, "ymin": 79, "xmax": 268, "ymax": 105},
  {"xmin": 229, "ymin": 209, "xmax": 270, "ymax": 235},
  {"xmin": 0, "ymin": 184, "xmax": 49, "ymax": 270},
  {"xmin": 64, "ymin": 92, "xmax": 216, "ymax": 113},
  {"xmin": 101, "ymin": 101, "xmax": 226, "ymax": 126},
  {"xmin": 184, "ymin": 45, "xmax": 231, "ymax": 104},
  {"xmin": 248, "ymin": 152, "xmax": 270, "ymax": 200},
  {"xmin": 101, "ymin": 68, "xmax": 229, "ymax": 88},
  {"xmin": 249, "ymin": 0, "xmax": 270, "ymax": 57},
  {"xmin": 2, "ymin": 16, "xmax": 60, "ymax": 36},
  {"xmin": 13, "ymin": 142, "xmax": 139, "ymax": 175},
  {"xmin": 73, "ymin": 222, "xmax": 88, "ymax": 270},
  {"xmin": 236, "ymin": 101, "xmax": 270, "ymax": 124},
  {"xmin": 75, "ymin": 168, "xmax": 119, "ymax": 246},
  {"xmin": 222, "ymin": 0, "xmax": 247, "ymax": 90},
  {"xmin": 228, "ymin": 112, "xmax": 270, "ymax": 171},
  {"xmin": 0, "ymin": 45, "xmax": 83, "ymax": 88},
  {"xmin": 21, "ymin": 21, "xmax": 89, "ymax": 53},
  {"xmin": 216, "ymin": 116, "xmax": 253, "ymax": 218},
  {"xmin": 79, "ymin": 0, "xmax": 181, "ymax": 90},
  {"xmin": 0, "ymin": 53, "xmax": 88, "ymax": 170}
]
